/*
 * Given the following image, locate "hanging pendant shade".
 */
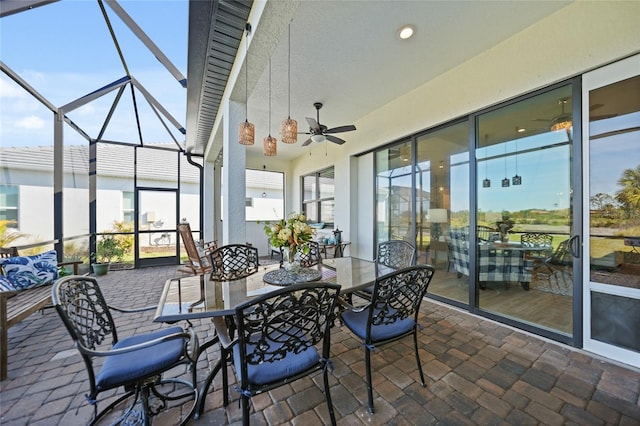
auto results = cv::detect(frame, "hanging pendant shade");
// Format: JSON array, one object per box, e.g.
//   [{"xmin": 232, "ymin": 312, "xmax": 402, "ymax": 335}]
[
  {"xmin": 281, "ymin": 118, "xmax": 297, "ymax": 144},
  {"xmin": 263, "ymin": 135, "xmax": 277, "ymax": 156},
  {"xmin": 239, "ymin": 120, "xmax": 255, "ymax": 145},
  {"xmin": 263, "ymin": 58, "xmax": 277, "ymax": 156},
  {"xmin": 239, "ymin": 23, "xmax": 254, "ymax": 146},
  {"xmin": 281, "ymin": 22, "xmax": 297, "ymax": 144}
]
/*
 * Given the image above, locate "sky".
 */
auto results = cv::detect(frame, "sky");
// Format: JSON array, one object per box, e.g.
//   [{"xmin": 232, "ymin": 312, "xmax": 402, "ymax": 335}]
[{"xmin": 0, "ymin": 0, "xmax": 188, "ymax": 147}]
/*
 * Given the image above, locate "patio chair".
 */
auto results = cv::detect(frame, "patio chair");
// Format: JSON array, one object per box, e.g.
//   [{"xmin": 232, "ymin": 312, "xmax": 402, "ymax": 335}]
[
  {"xmin": 478, "ymin": 225, "xmax": 499, "ymax": 242},
  {"xmin": 520, "ymin": 232, "xmax": 553, "ymax": 266},
  {"xmin": 223, "ymin": 282, "xmax": 340, "ymax": 425},
  {"xmin": 535, "ymin": 239, "xmax": 573, "ymax": 295},
  {"xmin": 340, "ymin": 265, "xmax": 435, "ymax": 413},
  {"xmin": 279, "ymin": 241, "xmax": 321, "ymax": 268},
  {"xmin": 52, "ymin": 275, "xmax": 199, "ymax": 425},
  {"xmin": 355, "ymin": 239, "xmax": 416, "ymax": 300},
  {"xmin": 209, "ymin": 243, "xmax": 259, "ymax": 281},
  {"xmin": 177, "ymin": 222, "xmax": 217, "ymax": 280}
]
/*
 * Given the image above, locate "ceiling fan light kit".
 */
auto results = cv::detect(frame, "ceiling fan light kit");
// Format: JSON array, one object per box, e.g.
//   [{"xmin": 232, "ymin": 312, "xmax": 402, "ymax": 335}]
[
  {"xmin": 550, "ymin": 98, "xmax": 572, "ymax": 131},
  {"xmin": 301, "ymin": 102, "xmax": 356, "ymax": 147}
]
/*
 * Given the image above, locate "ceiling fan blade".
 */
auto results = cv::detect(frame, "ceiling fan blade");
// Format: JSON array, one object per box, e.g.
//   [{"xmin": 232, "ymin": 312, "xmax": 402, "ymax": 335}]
[
  {"xmin": 590, "ymin": 113, "xmax": 618, "ymax": 120},
  {"xmin": 325, "ymin": 124, "xmax": 356, "ymax": 134},
  {"xmin": 301, "ymin": 137, "xmax": 313, "ymax": 146},
  {"xmin": 590, "ymin": 103, "xmax": 604, "ymax": 111},
  {"xmin": 325, "ymin": 134, "xmax": 346, "ymax": 145},
  {"xmin": 306, "ymin": 117, "xmax": 320, "ymax": 131}
]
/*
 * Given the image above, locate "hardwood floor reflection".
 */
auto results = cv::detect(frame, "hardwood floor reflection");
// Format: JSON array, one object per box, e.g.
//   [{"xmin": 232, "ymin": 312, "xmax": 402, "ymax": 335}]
[{"xmin": 428, "ymin": 269, "xmax": 573, "ymax": 334}]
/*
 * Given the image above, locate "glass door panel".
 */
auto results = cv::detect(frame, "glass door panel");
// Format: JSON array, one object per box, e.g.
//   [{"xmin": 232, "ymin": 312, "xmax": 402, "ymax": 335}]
[
  {"xmin": 476, "ymin": 85, "xmax": 575, "ymax": 335},
  {"xmin": 137, "ymin": 189, "xmax": 178, "ymax": 267},
  {"xmin": 376, "ymin": 141, "xmax": 413, "ymax": 245},
  {"xmin": 416, "ymin": 122, "xmax": 470, "ymax": 305},
  {"xmin": 583, "ymin": 55, "xmax": 640, "ymax": 366}
]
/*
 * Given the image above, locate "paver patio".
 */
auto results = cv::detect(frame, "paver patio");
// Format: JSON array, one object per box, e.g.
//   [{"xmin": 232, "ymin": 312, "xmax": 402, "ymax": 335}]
[{"xmin": 1, "ymin": 264, "xmax": 639, "ymax": 425}]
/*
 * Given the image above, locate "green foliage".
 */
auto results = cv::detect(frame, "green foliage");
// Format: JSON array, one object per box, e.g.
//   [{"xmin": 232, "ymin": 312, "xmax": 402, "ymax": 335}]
[
  {"xmin": 0, "ymin": 220, "xmax": 27, "ymax": 247},
  {"xmin": 94, "ymin": 234, "xmax": 125, "ymax": 264}
]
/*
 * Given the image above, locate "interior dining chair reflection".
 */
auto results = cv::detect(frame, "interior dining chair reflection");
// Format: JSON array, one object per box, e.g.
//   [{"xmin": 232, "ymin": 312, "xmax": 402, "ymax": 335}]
[
  {"xmin": 341, "ymin": 265, "xmax": 435, "ymax": 414},
  {"xmin": 52, "ymin": 275, "xmax": 199, "ymax": 425},
  {"xmin": 220, "ymin": 282, "xmax": 341, "ymax": 426}
]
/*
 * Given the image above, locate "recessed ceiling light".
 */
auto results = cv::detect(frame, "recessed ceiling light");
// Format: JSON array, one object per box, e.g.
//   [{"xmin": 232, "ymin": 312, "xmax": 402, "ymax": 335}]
[{"xmin": 398, "ymin": 25, "xmax": 415, "ymax": 40}]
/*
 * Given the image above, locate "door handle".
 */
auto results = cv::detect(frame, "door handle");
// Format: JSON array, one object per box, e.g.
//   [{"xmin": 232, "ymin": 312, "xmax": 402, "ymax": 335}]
[{"xmin": 568, "ymin": 235, "xmax": 580, "ymax": 258}]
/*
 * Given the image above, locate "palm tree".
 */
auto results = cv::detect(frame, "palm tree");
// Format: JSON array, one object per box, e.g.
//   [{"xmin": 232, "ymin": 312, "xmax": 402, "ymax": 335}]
[{"xmin": 615, "ymin": 165, "xmax": 640, "ymax": 217}]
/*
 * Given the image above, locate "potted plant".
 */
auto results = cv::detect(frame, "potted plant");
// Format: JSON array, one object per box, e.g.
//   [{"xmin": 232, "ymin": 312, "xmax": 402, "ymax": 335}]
[{"xmin": 91, "ymin": 235, "xmax": 125, "ymax": 276}]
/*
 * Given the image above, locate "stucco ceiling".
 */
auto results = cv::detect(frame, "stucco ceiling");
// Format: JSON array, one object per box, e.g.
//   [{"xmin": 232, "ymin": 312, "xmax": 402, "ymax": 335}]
[{"xmin": 188, "ymin": 0, "xmax": 573, "ymax": 161}]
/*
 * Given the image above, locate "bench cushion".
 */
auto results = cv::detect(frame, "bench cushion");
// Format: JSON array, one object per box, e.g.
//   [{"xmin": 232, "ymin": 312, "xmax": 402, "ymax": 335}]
[
  {"xmin": 0, "ymin": 250, "xmax": 58, "ymax": 291},
  {"xmin": 0, "ymin": 275, "xmax": 15, "ymax": 292}
]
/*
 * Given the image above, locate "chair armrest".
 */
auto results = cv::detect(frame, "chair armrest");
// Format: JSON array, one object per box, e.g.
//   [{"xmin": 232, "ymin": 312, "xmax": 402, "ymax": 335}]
[
  {"xmin": 108, "ymin": 304, "xmax": 156, "ymax": 313},
  {"xmin": 79, "ymin": 329, "xmax": 192, "ymax": 357},
  {"xmin": 212, "ymin": 316, "xmax": 236, "ymax": 349},
  {"xmin": 337, "ymin": 296, "xmax": 369, "ymax": 313}
]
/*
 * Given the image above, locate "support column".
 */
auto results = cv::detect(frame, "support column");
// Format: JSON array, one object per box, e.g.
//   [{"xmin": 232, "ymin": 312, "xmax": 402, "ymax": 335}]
[
  {"xmin": 53, "ymin": 112, "xmax": 63, "ymax": 260},
  {"xmin": 202, "ymin": 160, "xmax": 216, "ymax": 244},
  {"xmin": 221, "ymin": 100, "xmax": 247, "ymax": 244}
]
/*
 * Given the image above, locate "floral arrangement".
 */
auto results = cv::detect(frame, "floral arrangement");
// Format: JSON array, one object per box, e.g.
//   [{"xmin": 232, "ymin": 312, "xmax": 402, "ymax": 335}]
[{"xmin": 262, "ymin": 212, "xmax": 314, "ymax": 262}]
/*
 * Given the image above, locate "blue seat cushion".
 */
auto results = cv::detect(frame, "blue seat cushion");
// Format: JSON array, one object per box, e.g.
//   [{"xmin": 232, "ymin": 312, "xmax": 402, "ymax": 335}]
[
  {"xmin": 361, "ymin": 285, "xmax": 373, "ymax": 294},
  {"xmin": 233, "ymin": 334, "xmax": 320, "ymax": 386},
  {"xmin": 341, "ymin": 307, "xmax": 415, "ymax": 342},
  {"xmin": 96, "ymin": 326, "xmax": 185, "ymax": 390}
]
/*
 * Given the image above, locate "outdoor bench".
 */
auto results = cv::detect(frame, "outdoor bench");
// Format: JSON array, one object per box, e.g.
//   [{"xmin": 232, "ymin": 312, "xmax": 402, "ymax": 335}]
[{"xmin": 0, "ymin": 254, "xmax": 81, "ymax": 380}]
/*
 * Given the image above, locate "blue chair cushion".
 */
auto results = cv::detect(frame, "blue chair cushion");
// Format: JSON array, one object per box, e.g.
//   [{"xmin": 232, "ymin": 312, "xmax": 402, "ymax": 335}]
[
  {"xmin": 233, "ymin": 335, "xmax": 320, "ymax": 386},
  {"xmin": 0, "ymin": 250, "xmax": 58, "ymax": 291},
  {"xmin": 361, "ymin": 285, "xmax": 373, "ymax": 294},
  {"xmin": 96, "ymin": 326, "xmax": 185, "ymax": 390},
  {"xmin": 341, "ymin": 307, "xmax": 415, "ymax": 342}
]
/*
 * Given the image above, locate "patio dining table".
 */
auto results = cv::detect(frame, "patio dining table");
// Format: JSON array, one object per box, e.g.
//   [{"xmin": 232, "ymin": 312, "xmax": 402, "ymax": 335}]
[{"xmin": 153, "ymin": 257, "xmax": 383, "ymax": 417}]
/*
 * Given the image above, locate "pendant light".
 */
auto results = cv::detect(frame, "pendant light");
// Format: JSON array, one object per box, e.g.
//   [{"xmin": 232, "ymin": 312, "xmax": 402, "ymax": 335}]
[
  {"xmin": 512, "ymin": 126, "xmax": 522, "ymax": 185},
  {"xmin": 482, "ymin": 134, "xmax": 491, "ymax": 188},
  {"xmin": 281, "ymin": 22, "xmax": 297, "ymax": 144},
  {"xmin": 261, "ymin": 164, "xmax": 267, "ymax": 197},
  {"xmin": 501, "ymin": 137, "xmax": 510, "ymax": 187},
  {"xmin": 263, "ymin": 58, "xmax": 277, "ymax": 156},
  {"xmin": 239, "ymin": 23, "xmax": 255, "ymax": 145}
]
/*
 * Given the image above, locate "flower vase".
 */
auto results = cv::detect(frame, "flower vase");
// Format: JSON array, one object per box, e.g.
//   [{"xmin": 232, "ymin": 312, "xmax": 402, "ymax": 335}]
[{"xmin": 282, "ymin": 247, "xmax": 301, "ymax": 272}]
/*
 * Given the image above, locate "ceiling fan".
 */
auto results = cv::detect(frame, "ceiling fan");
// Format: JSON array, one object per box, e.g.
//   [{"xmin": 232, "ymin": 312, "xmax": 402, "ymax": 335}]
[
  {"xmin": 300, "ymin": 102, "xmax": 356, "ymax": 146},
  {"xmin": 532, "ymin": 100, "xmax": 617, "ymax": 130}
]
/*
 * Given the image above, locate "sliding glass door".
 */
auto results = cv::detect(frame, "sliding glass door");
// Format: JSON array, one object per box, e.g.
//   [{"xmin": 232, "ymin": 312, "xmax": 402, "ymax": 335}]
[
  {"xmin": 475, "ymin": 84, "xmax": 576, "ymax": 336},
  {"xmin": 582, "ymin": 55, "xmax": 640, "ymax": 366}
]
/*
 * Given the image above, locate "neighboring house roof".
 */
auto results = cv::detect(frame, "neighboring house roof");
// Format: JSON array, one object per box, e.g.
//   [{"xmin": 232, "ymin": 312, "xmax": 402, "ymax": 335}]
[{"xmin": 0, "ymin": 143, "xmax": 201, "ymax": 183}]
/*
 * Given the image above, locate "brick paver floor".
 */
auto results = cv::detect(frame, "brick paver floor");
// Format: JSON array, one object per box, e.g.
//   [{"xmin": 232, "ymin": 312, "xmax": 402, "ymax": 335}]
[{"xmin": 1, "ymin": 265, "xmax": 639, "ymax": 425}]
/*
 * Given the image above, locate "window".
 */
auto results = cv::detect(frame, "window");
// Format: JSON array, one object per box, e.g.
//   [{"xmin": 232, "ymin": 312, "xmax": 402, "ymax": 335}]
[
  {"xmin": 0, "ymin": 185, "xmax": 19, "ymax": 228},
  {"xmin": 123, "ymin": 192, "xmax": 134, "ymax": 224},
  {"xmin": 246, "ymin": 168, "xmax": 284, "ymax": 221},
  {"xmin": 302, "ymin": 167, "xmax": 334, "ymax": 225}
]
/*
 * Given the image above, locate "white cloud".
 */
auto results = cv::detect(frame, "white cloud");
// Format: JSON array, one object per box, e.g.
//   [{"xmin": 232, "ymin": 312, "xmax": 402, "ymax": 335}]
[
  {"xmin": 0, "ymin": 77, "xmax": 28, "ymax": 99},
  {"xmin": 16, "ymin": 115, "xmax": 45, "ymax": 130}
]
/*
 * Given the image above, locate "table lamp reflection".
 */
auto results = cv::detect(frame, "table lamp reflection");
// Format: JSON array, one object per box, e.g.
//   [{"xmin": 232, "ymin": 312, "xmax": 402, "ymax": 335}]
[{"xmin": 428, "ymin": 208, "xmax": 448, "ymax": 241}]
